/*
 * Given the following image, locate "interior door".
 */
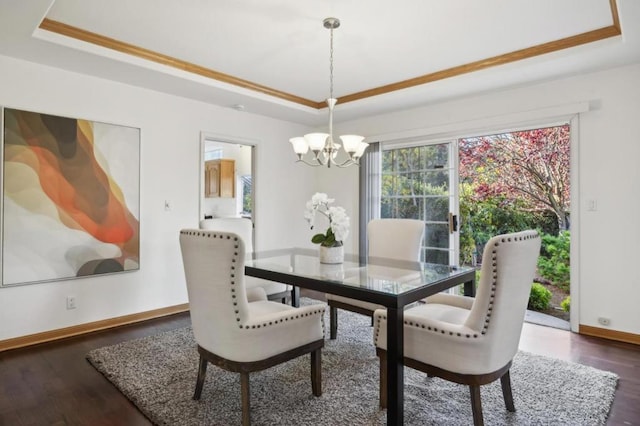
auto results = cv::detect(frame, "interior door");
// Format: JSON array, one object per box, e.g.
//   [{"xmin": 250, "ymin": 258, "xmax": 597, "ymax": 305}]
[{"xmin": 380, "ymin": 140, "xmax": 460, "ymax": 265}]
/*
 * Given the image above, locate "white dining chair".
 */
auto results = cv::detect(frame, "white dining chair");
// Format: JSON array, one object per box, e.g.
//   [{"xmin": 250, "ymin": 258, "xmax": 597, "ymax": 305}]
[
  {"xmin": 374, "ymin": 230, "xmax": 541, "ymax": 425},
  {"xmin": 179, "ymin": 229, "xmax": 326, "ymax": 426},
  {"xmin": 326, "ymin": 218, "xmax": 424, "ymax": 339},
  {"xmin": 199, "ymin": 218, "xmax": 293, "ymax": 303}
]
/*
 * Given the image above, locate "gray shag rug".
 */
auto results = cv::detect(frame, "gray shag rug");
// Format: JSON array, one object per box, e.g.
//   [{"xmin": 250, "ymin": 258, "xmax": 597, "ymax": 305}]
[{"xmin": 87, "ymin": 298, "xmax": 618, "ymax": 425}]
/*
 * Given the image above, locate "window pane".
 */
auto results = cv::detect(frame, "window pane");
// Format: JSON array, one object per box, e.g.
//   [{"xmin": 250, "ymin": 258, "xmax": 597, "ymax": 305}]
[
  {"xmin": 424, "ymin": 248, "xmax": 449, "ymax": 265},
  {"xmin": 422, "ymin": 144, "xmax": 449, "ymax": 169},
  {"xmin": 423, "ymin": 170, "xmax": 449, "ymax": 191},
  {"xmin": 381, "ymin": 174, "xmax": 396, "ymax": 197},
  {"xmin": 394, "ymin": 197, "xmax": 422, "ymax": 219},
  {"xmin": 397, "ymin": 172, "xmax": 415, "ymax": 195},
  {"xmin": 424, "ymin": 196, "xmax": 449, "ymax": 222},
  {"xmin": 425, "ymin": 224, "xmax": 449, "ymax": 248}
]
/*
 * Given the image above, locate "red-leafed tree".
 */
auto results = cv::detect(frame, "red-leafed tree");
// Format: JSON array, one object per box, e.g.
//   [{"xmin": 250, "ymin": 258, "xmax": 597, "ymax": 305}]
[{"xmin": 459, "ymin": 125, "xmax": 571, "ymax": 230}]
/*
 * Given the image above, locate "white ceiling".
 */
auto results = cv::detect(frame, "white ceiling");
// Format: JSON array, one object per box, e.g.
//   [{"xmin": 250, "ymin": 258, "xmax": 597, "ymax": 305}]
[{"xmin": 0, "ymin": 0, "xmax": 639, "ymax": 126}]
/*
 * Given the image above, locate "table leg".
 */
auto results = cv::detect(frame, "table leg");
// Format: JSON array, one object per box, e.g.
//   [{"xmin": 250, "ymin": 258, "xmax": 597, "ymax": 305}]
[
  {"xmin": 290, "ymin": 286, "xmax": 300, "ymax": 307},
  {"xmin": 464, "ymin": 277, "xmax": 476, "ymax": 297},
  {"xmin": 386, "ymin": 307, "xmax": 404, "ymax": 425}
]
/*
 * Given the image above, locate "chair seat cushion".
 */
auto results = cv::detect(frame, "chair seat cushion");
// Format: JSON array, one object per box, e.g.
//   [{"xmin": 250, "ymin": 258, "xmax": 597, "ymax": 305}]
[
  {"xmin": 247, "ymin": 300, "xmax": 297, "ymax": 317},
  {"xmin": 233, "ymin": 303, "xmax": 326, "ymax": 361},
  {"xmin": 374, "ymin": 303, "xmax": 488, "ymax": 374},
  {"xmin": 406, "ymin": 302, "xmax": 470, "ymax": 326}
]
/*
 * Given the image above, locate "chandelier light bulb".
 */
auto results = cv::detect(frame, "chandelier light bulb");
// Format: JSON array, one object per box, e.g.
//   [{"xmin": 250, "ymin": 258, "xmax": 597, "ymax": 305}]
[
  {"xmin": 289, "ymin": 137, "xmax": 309, "ymax": 155},
  {"xmin": 340, "ymin": 135, "xmax": 365, "ymax": 154},
  {"xmin": 354, "ymin": 142, "xmax": 369, "ymax": 158},
  {"xmin": 304, "ymin": 133, "xmax": 330, "ymax": 151}
]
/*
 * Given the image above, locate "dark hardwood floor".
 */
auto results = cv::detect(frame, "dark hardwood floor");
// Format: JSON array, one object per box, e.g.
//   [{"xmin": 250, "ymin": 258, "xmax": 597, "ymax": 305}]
[{"xmin": 1, "ymin": 292, "xmax": 638, "ymax": 425}]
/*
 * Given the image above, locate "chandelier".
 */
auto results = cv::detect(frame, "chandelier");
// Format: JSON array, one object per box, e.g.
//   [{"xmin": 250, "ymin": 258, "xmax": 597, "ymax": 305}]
[{"xmin": 289, "ymin": 17, "xmax": 368, "ymax": 168}]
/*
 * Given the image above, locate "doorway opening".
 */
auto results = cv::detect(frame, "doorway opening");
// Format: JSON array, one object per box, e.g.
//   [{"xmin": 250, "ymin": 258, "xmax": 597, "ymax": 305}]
[
  {"xmin": 458, "ymin": 124, "xmax": 571, "ymax": 328},
  {"xmin": 200, "ymin": 136, "xmax": 255, "ymax": 221}
]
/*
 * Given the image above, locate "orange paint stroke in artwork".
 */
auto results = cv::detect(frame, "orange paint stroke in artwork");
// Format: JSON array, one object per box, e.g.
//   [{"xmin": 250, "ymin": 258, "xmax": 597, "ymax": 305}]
[{"xmin": 13, "ymin": 112, "xmax": 138, "ymax": 247}]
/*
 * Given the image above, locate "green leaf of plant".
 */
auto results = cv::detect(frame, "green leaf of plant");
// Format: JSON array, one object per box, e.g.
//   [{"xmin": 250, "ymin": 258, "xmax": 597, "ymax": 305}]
[
  {"xmin": 324, "ymin": 233, "xmax": 336, "ymax": 247},
  {"xmin": 311, "ymin": 234, "xmax": 326, "ymax": 244}
]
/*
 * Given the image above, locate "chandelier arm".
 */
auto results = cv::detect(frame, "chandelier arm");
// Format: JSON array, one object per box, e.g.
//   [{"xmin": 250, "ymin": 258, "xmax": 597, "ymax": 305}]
[
  {"xmin": 330, "ymin": 157, "xmax": 361, "ymax": 168},
  {"xmin": 295, "ymin": 158, "xmax": 325, "ymax": 167}
]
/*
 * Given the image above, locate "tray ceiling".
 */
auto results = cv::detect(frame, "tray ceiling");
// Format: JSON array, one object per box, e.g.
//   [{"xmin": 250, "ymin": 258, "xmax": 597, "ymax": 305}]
[{"xmin": 0, "ymin": 0, "xmax": 638, "ymax": 124}]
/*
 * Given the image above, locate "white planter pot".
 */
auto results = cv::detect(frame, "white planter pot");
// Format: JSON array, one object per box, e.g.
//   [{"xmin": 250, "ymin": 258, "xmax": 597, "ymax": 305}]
[{"xmin": 319, "ymin": 245, "xmax": 344, "ymax": 264}]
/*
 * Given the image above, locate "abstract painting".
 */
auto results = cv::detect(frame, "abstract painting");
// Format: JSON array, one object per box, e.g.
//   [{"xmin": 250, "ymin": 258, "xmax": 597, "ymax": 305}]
[{"xmin": 1, "ymin": 108, "xmax": 140, "ymax": 286}]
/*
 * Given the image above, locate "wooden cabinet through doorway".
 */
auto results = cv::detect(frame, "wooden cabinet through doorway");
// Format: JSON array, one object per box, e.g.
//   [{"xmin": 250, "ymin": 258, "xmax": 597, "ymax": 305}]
[{"xmin": 205, "ymin": 159, "xmax": 235, "ymax": 198}]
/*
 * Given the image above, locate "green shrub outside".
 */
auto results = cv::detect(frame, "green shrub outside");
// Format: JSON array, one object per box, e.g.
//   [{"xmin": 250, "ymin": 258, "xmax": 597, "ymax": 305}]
[
  {"xmin": 459, "ymin": 186, "xmax": 558, "ymax": 265},
  {"xmin": 459, "ymin": 188, "xmax": 571, "ymax": 296},
  {"xmin": 537, "ymin": 231, "xmax": 570, "ymax": 291},
  {"xmin": 561, "ymin": 296, "xmax": 571, "ymax": 312},
  {"xmin": 528, "ymin": 283, "xmax": 552, "ymax": 311}
]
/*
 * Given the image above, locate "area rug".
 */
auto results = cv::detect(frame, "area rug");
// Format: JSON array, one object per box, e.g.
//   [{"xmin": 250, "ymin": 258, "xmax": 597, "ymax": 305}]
[{"xmin": 87, "ymin": 298, "xmax": 618, "ymax": 425}]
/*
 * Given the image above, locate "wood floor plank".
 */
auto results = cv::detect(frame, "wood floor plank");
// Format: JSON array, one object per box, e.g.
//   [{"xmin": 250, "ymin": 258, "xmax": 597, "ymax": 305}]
[{"xmin": 0, "ymin": 295, "xmax": 638, "ymax": 425}]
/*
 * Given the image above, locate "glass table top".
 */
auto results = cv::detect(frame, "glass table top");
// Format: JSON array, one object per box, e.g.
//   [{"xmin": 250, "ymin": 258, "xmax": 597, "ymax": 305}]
[{"xmin": 246, "ymin": 248, "xmax": 475, "ymax": 297}]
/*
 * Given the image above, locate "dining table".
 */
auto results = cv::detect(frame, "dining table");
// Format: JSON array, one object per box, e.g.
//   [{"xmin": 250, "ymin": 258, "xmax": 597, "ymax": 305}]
[{"xmin": 245, "ymin": 247, "xmax": 476, "ymax": 426}]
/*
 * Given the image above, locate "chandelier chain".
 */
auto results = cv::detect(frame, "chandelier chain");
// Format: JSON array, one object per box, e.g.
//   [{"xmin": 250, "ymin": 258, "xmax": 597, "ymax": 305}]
[{"xmin": 329, "ymin": 26, "xmax": 334, "ymax": 100}]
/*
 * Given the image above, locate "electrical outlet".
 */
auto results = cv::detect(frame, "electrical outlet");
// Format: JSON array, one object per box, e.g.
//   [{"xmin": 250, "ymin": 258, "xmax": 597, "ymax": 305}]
[
  {"xmin": 597, "ymin": 316, "xmax": 610, "ymax": 326},
  {"xmin": 66, "ymin": 296, "xmax": 77, "ymax": 310}
]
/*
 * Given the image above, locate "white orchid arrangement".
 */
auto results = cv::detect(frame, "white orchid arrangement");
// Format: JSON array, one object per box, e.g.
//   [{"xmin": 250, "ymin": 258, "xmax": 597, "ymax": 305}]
[{"xmin": 304, "ymin": 193, "xmax": 350, "ymax": 247}]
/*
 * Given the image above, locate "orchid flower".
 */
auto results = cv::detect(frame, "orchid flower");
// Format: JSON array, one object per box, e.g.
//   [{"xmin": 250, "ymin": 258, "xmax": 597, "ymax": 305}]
[{"xmin": 304, "ymin": 192, "xmax": 350, "ymax": 247}]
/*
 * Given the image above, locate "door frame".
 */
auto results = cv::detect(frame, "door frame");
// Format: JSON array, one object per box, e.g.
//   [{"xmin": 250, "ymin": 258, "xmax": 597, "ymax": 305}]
[{"xmin": 366, "ymin": 106, "xmax": 584, "ymax": 332}]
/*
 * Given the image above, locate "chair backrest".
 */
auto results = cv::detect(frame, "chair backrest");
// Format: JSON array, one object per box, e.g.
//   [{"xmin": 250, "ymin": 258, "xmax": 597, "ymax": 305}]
[
  {"xmin": 179, "ymin": 229, "xmax": 250, "ymax": 355},
  {"xmin": 367, "ymin": 219, "xmax": 425, "ymax": 261},
  {"xmin": 465, "ymin": 230, "xmax": 541, "ymax": 370},
  {"xmin": 199, "ymin": 218, "xmax": 253, "ymax": 253}
]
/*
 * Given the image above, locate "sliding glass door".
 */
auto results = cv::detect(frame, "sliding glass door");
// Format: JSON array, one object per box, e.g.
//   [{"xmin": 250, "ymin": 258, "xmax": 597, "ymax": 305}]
[{"xmin": 380, "ymin": 140, "xmax": 460, "ymax": 265}]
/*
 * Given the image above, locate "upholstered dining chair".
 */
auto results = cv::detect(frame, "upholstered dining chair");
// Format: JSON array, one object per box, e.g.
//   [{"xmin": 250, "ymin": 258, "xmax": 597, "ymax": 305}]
[
  {"xmin": 199, "ymin": 218, "xmax": 293, "ymax": 303},
  {"xmin": 179, "ymin": 229, "xmax": 326, "ymax": 426},
  {"xmin": 374, "ymin": 230, "xmax": 541, "ymax": 426},
  {"xmin": 326, "ymin": 218, "xmax": 425, "ymax": 339}
]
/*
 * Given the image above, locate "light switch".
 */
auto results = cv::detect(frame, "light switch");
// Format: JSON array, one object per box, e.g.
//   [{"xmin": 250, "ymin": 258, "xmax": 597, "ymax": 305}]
[{"xmin": 587, "ymin": 199, "xmax": 597, "ymax": 211}]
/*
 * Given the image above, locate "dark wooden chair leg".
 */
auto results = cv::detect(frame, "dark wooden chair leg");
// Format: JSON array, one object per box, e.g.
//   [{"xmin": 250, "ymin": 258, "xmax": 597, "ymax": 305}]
[
  {"xmin": 329, "ymin": 306, "xmax": 338, "ymax": 339},
  {"xmin": 469, "ymin": 385, "xmax": 484, "ymax": 426},
  {"xmin": 241, "ymin": 372, "xmax": 250, "ymax": 426},
  {"xmin": 193, "ymin": 355, "xmax": 208, "ymax": 400},
  {"xmin": 379, "ymin": 352, "xmax": 387, "ymax": 409},
  {"xmin": 311, "ymin": 348, "xmax": 322, "ymax": 396},
  {"xmin": 500, "ymin": 370, "xmax": 516, "ymax": 412}
]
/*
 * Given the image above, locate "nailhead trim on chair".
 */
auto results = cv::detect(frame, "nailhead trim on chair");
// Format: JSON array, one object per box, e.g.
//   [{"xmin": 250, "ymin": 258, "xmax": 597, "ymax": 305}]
[
  {"xmin": 374, "ymin": 231, "xmax": 540, "ymax": 344},
  {"xmin": 181, "ymin": 229, "xmax": 326, "ymax": 332},
  {"xmin": 480, "ymin": 232, "xmax": 540, "ymax": 335}
]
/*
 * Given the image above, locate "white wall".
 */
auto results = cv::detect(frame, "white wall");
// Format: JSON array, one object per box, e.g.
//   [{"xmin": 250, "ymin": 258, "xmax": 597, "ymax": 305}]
[
  {"xmin": 327, "ymin": 63, "xmax": 640, "ymax": 336},
  {"xmin": 3, "ymin": 53, "xmax": 639, "ymax": 340},
  {"xmin": 0, "ymin": 54, "xmax": 316, "ymax": 340}
]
